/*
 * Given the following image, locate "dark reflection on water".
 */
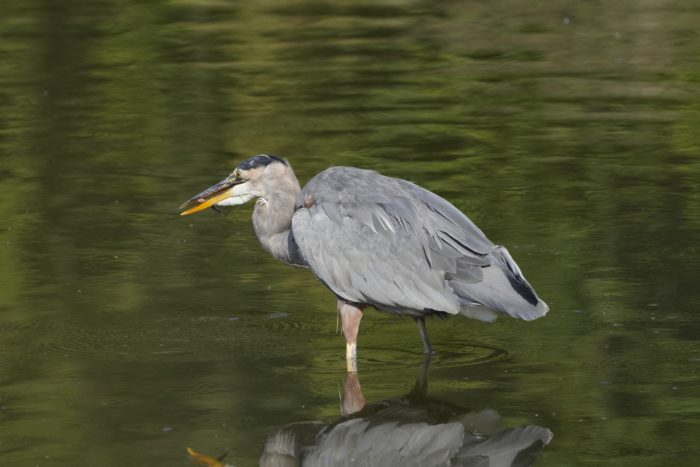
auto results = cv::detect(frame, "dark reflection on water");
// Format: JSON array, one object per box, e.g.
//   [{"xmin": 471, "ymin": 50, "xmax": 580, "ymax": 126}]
[
  {"xmin": 1, "ymin": 0, "xmax": 700, "ymax": 465},
  {"xmin": 257, "ymin": 359, "xmax": 552, "ymax": 467}
]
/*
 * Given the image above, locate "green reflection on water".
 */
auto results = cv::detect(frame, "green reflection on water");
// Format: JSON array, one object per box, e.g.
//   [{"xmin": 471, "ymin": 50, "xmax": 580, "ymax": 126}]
[{"xmin": 1, "ymin": 0, "xmax": 700, "ymax": 465}]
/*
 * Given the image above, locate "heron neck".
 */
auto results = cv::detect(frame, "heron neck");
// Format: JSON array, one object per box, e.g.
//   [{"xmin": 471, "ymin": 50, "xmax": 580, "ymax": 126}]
[{"xmin": 252, "ymin": 170, "xmax": 306, "ymax": 267}]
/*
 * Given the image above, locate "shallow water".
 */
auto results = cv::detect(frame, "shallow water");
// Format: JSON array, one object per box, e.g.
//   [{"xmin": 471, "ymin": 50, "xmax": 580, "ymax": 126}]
[{"xmin": 1, "ymin": 0, "xmax": 700, "ymax": 465}]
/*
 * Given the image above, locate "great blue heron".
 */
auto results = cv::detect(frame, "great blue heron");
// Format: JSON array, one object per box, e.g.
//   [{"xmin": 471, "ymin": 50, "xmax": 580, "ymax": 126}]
[{"xmin": 179, "ymin": 154, "xmax": 548, "ymax": 371}]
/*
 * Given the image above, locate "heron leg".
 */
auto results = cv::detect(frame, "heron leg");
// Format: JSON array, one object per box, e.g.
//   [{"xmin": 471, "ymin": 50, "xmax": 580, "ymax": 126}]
[
  {"xmin": 341, "ymin": 371, "xmax": 366, "ymax": 416},
  {"xmin": 415, "ymin": 317, "xmax": 435, "ymax": 355},
  {"xmin": 338, "ymin": 300, "xmax": 363, "ymax": 373}
]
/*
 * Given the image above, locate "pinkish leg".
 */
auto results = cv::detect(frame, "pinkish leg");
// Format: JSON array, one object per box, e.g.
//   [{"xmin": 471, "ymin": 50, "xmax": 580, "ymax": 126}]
[
  {"xmin": 338, "ymin": 299, "xmax": 363, "ymax": 373},
  {"xmin": 341, "ymin": 372, "xmax": 366, "ymax": 416}
]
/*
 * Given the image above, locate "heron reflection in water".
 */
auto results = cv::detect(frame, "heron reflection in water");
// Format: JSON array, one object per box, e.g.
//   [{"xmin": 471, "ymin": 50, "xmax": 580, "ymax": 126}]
[
  {"xmin": 180, "ymin": 155, "xmax": 548, "ymax": 371},
  {"xmin": 263, "ymin": 360, "xmax": 552, "ymax": 466},
  {"xmin": 188, "ymin": 358, "xmax": 553, "ymax": 466}
]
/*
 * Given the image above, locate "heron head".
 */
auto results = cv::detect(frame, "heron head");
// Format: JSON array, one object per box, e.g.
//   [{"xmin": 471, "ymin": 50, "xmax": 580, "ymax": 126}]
[{"xmin": 179, "ymin": 154, "xmax": 289, "ymax": 216}]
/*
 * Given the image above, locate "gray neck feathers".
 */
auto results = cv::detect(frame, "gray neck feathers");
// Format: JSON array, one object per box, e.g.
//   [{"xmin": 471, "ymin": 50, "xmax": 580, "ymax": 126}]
[{"xmin": 252, "ymin": 166, "xmax": 306, "ymax": 267}]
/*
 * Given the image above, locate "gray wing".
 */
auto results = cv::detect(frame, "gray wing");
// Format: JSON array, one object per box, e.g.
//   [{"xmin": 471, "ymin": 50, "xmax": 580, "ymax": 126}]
[{"xmin": 291, "ymin": 167, "xmax": 548, "ymax": 320}]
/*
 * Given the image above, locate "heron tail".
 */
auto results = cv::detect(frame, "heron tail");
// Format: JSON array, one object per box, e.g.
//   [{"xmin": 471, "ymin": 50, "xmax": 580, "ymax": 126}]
[{"xmin": 450, "ymin": 246, "xmax": 549, "ymax": 322}]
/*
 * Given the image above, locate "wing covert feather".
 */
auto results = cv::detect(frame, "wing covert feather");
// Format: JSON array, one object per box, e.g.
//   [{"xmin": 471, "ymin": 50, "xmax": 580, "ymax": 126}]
[
  {"xmin": 291, "ymin": 167, "xmax": 547, "ymax": 320},
  {"xmin": 292, "ymin": 206, "xmax": 460, "ymax": 313},
  {"xmin": 291, "ymin": 167, "xmax": 495, "ymax": 314}
]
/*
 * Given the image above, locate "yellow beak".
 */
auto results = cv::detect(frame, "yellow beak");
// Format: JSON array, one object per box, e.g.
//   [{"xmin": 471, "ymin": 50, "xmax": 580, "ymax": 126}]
[{"xmin": 178, "ymin": 178, "xmax": 236, "ymax": 216}]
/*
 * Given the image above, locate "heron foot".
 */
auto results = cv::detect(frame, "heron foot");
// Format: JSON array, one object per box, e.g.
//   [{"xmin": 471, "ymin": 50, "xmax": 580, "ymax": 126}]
[{"xmin": 346, "ymin": 342, "xmax": 357, "ymax": 373}]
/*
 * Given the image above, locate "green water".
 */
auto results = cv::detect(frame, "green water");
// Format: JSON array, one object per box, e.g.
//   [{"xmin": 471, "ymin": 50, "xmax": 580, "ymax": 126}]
[{"xmin": 1, "ymin": 0, "xmax": 700, "ymax": 465}]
